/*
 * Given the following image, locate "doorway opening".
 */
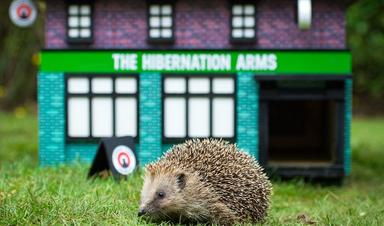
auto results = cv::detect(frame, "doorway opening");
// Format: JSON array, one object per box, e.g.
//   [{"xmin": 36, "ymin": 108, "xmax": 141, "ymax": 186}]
[{"xmin": 259, "ymin": 79, "xmax": 344, "ymax": 168}]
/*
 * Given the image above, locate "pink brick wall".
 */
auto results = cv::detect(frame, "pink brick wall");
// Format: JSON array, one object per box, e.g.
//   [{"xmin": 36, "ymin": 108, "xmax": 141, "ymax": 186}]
[{"xmin": 45, "ymin": 0, "xmax": 347, "ymax": 49}]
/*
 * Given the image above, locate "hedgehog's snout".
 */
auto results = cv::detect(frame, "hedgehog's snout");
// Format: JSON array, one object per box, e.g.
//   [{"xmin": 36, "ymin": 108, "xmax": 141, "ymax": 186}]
[
  {"xmin": 138, "ymin": 208, "xmax": 146, "ymax": 217},
  {"xmin": 138, "ymin": 202, "xmax": 151, "ymax": 217}
]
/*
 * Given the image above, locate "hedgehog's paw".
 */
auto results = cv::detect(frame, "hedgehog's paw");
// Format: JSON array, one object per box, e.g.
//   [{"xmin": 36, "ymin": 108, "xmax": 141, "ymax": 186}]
[{"xmin": 208, "ymin": 202, "xmax": 239, "ymax": 226}]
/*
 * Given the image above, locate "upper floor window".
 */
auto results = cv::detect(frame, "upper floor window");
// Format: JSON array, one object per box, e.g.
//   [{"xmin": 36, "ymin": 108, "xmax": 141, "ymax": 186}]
[
  {"xmin": 67, "ymin": 3, "xmax": 93, "ymax": 43},
  {"xmin": 148, "ymin": 3, "xmax": 174, "ymax": 42},
  {"xmin": 162, "ymin": 75, "xmax": 236, "ymax": 143},
  {"xmin": 231, "ymin": 4, "xmax": 256, "ymax": 42}
]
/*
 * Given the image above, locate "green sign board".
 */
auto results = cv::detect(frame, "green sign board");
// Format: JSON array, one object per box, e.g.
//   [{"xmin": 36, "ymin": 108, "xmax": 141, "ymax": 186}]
[{"xmin": 40, "ymin": 50, "xmax": 351, "ymax": 74}]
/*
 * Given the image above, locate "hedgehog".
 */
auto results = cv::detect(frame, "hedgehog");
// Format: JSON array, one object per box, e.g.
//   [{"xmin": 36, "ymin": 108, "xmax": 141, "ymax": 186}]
[{"xmin": 138, "ymin": 139, "xmax": 272, "ymax": 225}]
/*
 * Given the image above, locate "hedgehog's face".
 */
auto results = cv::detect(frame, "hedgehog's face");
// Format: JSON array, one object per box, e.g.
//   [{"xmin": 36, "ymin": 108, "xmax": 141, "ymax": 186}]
[{"xmin": 138, "ymin": 171, "xmax": 187, "ymax": 221}]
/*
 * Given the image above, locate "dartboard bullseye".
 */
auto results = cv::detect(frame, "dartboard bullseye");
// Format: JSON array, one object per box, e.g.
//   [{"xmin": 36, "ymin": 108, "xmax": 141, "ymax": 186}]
[{"xmin": 112, "ymin": 145, "xmax": 136, "ymax": 175}]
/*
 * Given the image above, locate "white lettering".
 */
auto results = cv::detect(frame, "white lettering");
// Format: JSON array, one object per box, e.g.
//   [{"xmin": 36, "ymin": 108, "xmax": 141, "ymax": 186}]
[
  {"xmin": 236, "ymin": 54, "xmax": 277, "ymax": 71},
  {"xmin": 268, "ymin": 54, "xmax": 277, "ymax": 70},
  {"xmin": 236, "ymin": 54, "xmax": 246, "ymax": 70},
  {"xmin": 111, "ymin": 54, "xmax": 138, "ymax": 70},
  {"xmin": 191, "ymin": 55, "xmax": 200, "ymax": 70},
  {"xmin": 112, "ymin": 54, "xmax": 120, "ymax": 70},
  {"xmin": 180, "ymin": 54, "xmax": 191, "ymax": 70},
  {"xmin": 255, "ymin": 54, "xmax": 268, "ymax": 70}
]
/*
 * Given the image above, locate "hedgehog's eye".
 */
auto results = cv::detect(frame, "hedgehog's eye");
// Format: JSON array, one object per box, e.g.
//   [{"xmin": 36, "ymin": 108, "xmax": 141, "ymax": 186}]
[{"xmin": 157, "ymin": 191, "xmax": 165, "ymax": 199}]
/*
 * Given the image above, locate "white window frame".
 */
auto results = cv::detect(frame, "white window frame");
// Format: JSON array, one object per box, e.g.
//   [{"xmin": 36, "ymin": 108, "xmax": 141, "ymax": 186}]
[
  {"xmin": 162, "ymin": 75, "xmax": 236, "ymax": 143},
  {"xmin": 230, "ymin": 3, "xmax": 257, "ymax": 42},
  {"xmin": 147, "ymin": 3, "xmax": 174, "ymax": 42},
  {"xmin": 66, "ymin": 74, "xmax": 139, "ymax": 142},
  {"xmin": 66, "ymin": 2, "xmax": 93, "ymax": 43}
]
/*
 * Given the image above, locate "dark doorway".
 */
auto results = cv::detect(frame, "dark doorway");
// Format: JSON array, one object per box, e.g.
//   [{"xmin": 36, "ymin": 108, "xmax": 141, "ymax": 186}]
[
  {"xmin": 268, "ymin": 100, "xmax": 337, "ymax": 165},
  {"xmin": 259, "ymin": 79, "xmax": 345, "ymax": 170}
]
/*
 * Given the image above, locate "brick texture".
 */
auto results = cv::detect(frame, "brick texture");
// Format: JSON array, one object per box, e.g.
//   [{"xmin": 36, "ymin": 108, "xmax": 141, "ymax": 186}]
[
  {"xmin": 45, "ymin": 0, "xmax": 347, "ymax": 49},
  {"xmin": 236, "ymin": 73, "xmax": 259, "ymax": 158},
  {"xmin": 38, "ymin": 72, "xmax": 66, "ymax": 165},
  {"xmin": 139, "ymin": 72, "xmax": 162, "ymax": 165},
  {"xmin": 66, "ymin": 143, "xmax": 98, "ymax": 162},
  {"xmin": 40, "ymin": 0, "xmax": 350, "ymax": 171}
]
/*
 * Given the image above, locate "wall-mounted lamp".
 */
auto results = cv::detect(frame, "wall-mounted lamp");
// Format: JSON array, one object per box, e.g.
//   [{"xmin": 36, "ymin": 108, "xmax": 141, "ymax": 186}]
[{"xmin": 297, "ymin": 0, "xmax": 312, "ymax": 29}]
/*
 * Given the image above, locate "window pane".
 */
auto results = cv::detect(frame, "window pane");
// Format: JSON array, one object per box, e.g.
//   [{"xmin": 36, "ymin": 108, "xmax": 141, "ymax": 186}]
[
  {"xmin": 68, "ymin": 97, "xmax": 89, "ymax": 137},
  {"xmin": 188, "ymin": 98, "xmax": 210, "ymax": 137},
  {"xmin": 188, "ymin": 78, "xmax": 210, "ymax": 94},
  {"xmin": 68, "ymin": 77, "xmax": 89, "ymax": 93},
  {"xmin": 80, "ymin": 28, "xmax": 91, "ymax": 38},
  {"xmin": 115, "ymin": 77, "xmax": 137, "ymax": 94},
  {"xmin": 244, "ymin": 29, "xmax": 255, "ymax": 38},
  {"xmin": 68, "ymin": 16, "xmax": 79, "ymax": 27},
  {"xmin": 68, "ymin": 28, "xmax": 79, "ymax": 38},
  {"xmin": 244, "ymin": 5, "xmax": 255, "ymax": 15},
  {"xmin": 68, "ymin": 5, "xmax": 79, "ymax": 15},
  {"xmin": 161, "ymin": 5, "xmax": 172, "ymax": 15},
  {"xmin": 232, "ymin": 5, "xmax": 243, "ymax": 15},
  {"xmin": 213, "ymin": 98, "xmax": 234, "ymax": 137},
  {"xmin": 92, "ymin": 77, "xmax": 112, "ymax": 93},
  {"xmin": 232, "ymin": 29, "xmax": 243, "ymax": 38},
  {"xmin": 213, "ymin": 78, "xmax": 234, "ymax": 94},
  {"xmin": 80, "ymin": 16, "xmax": 91, "ymax": 27},
  {"xmin": 244, "ymin": 16, "xmax": 255, "ymax": 27},
  {"xmin": 150, "ymin": 16, "xmax": 160, "ymax": 27},
  {"xmin": 164, "ymin": 77, "xmax": 186, "ymax": 93},
  {"xmin": 92, "ymin": 98, "xmax": 113, "ymax": 137},
  {"xmin": 161, "ymin": 17, "xmax": 172, "ymax": 27},
  {"xmin": 232, "ymin": 17, "xmax": 243, "ymax": 27},
  {"xmin": 115, "ymin": 98, "xmax": 137, "ymax": 137},
  {"xmin": 149, "ymin": 5, "xmax": 160, "ymax": 15},
  {"xmin": 149, "ymin": 29, "xmax": 160, "ymax": 38},
  {"xmin": 161, "ymin": 29, "xmax": 172, "ymax": 38},
  {"xmin": 80, "ymin": 5, "xmax": 91, "ymax": 15},
  {"xmin": 164, "ymin": 98, "xmax": 186, "ymax": 137}
]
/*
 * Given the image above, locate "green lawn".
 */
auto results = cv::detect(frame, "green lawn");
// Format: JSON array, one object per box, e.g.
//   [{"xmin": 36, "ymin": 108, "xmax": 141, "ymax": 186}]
[{"xmin": 1, "ymin": 112, "xmax": 384, "ymax": 225}]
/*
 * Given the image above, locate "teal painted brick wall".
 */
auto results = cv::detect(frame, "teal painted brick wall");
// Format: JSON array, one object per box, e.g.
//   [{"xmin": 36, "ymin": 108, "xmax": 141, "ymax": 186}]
[
  {"xmin": 38, "ymin": 72, "xmax": 66, "ymax": 166},
  {"xmin": 236, "ymin": 73, "xmax": 259, "ymax": 158},
  {"xmin": 65, "ymin": 143, "xmax": 141, "ymax": 163},
  {"xmin": 66, "ymin": 143, "xmax": 98, "ymax": 163},
  {"xmin": 344, "ymin": 79, "xmax": 352, "ymax": 175},
  {"xmin": 139, "ymin": 72, "xmax": 162, "ymax": 166},
  {"xmin": 162, "ymin": 144, "xmax": 173, "ymax": 154}
]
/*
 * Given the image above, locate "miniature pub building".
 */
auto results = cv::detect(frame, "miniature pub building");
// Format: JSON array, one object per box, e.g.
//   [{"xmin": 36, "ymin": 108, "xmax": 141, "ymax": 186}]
[{"xmin": 38, "ymin": 0, "xmax": 352, "ymax": 179}]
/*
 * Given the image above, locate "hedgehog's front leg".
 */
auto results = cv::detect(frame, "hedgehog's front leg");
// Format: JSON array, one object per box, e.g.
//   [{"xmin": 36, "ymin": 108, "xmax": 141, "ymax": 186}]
[{"xmin": 208, "ymin": 202, "xmax": 240, "ymax": 226}]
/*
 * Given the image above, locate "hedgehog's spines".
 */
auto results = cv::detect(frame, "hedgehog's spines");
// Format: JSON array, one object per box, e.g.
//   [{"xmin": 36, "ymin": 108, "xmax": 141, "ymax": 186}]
[{"xmin": 142, "ymin": 138, "xmax": 272, "ymax": 224}]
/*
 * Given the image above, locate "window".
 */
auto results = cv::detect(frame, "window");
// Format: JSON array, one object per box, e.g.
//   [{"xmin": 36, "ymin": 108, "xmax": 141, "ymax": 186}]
[
  {"xmin": 67, "ymin": 2, "xmax": 93, "ymax": 43},
  {"xmin": 148, "ymin": 3, "xmax": 174, "ymax": 42},
  {"xmin": 66, "ymin": 75, "xmax": 138, "ymax": 141},
  {"xmin": 162, "ymin": 75, "xmax": 236, "ymax": 143},
  {"xmin": 231, "ymin": 4, "xmax": 256, "ymax": 42}
]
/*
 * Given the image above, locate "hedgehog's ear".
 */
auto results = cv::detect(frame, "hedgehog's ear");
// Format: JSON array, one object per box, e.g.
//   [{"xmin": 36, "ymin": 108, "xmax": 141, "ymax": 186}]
[
  {"xmin": 145, "ymin": 164, "xmax": 156, "ymax": 179},
  {"xmin": 176, "ymin": 173, "xmax": 186, "ymax": 189}
]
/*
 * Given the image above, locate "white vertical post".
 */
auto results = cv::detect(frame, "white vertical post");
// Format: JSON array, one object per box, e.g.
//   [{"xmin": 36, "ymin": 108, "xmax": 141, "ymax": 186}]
[{"xmin": 298, "ymin": 0, "xmax": 312, "ymax": 29}]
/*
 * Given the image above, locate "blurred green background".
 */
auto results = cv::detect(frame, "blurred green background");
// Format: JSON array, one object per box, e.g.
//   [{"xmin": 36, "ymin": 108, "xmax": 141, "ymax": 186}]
[{"xmin": 0, "ymin": 0, "xmax": 384, "ymax": 113}]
